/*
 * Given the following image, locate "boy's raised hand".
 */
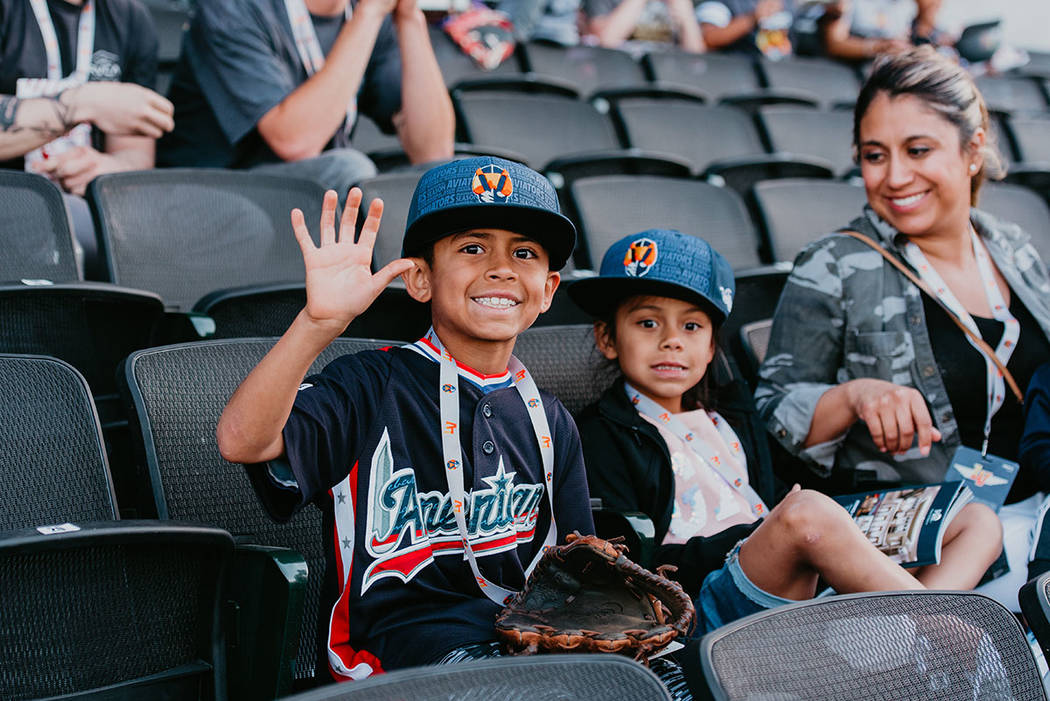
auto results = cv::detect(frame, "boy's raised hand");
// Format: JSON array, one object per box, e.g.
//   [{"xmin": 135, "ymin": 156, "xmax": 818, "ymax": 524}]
[{"xmin": 292, "ymin": 188, "xmax": 415, "ymax": 334}]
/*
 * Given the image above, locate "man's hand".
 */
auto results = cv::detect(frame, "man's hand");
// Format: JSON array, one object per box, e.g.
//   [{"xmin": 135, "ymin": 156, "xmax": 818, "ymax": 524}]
[
  {"xmin": 34, "ymin": 145, "xmax": 126, "ymax": 195},
  {"xmin": 68, "ymin": 82, "xmax": 174, "ymax": 138},
  {"xmin": 845, "ymin": 379, "xmax": 942, "ymax": 456},
  {"xmin": 753, "ymin": 0, "xmax": 782, "ymax": 22},
  {"xmin": 292, "ymin": 188, "xmax": 415, "ymax": 336}
]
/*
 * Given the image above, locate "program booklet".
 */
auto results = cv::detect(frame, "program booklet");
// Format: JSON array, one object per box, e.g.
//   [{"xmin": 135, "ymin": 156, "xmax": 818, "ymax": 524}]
[{"xmin": 834, "ymin": 482, "xmax": 974, "ymax": 568}]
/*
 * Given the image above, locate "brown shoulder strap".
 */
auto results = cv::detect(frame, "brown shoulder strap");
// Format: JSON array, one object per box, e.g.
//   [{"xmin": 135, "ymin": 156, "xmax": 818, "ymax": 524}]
[{"xmin": 842, "ymin": 230, "xmax": 1024, "ymax": 405}]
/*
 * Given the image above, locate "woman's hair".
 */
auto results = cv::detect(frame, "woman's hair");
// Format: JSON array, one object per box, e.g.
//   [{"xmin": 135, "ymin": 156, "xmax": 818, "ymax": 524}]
[
  {"xmin": 853, "ymin": 45, "xmax": 1004, "ymax": 206},
  {"xmin": 593, "ymin": 296, "xmax": 722, "ymax": 412}
]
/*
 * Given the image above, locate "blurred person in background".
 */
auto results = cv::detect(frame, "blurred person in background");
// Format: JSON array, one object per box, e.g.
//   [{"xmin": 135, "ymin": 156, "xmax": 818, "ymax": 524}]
[
  {"xmin": 697, "ymin": 0, "xmax": 794, "ymax": 60},
  {"xmin": 583, "ymin": 0, "xmax": 705, "ymax": 54},
  {"xmin": 0, "ymin": 0, "xmax": 174, "ymax": 279},
  {"xmin": 160, "ymin": 0, "xmax": 454, "ymax": 197},
  {"xmin": 499, "ymin": 0, "xmax": 582, "ymax": 46},
  {"xmin": 819, "ymin": 0, "xmax": 940, "ymax": 60}
]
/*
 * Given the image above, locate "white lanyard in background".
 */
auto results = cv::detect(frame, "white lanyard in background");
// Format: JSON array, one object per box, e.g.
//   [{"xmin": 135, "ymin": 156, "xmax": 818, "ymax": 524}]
[
  {"xmin": 624, "ymin": 383, "xmax": 768, "ymax": 518},
  {"xmin": 421, "ymin": 329, "xmax": 557, "ymax": 605},
  {"xmin": 29, "ymin": 0, "xmax": 96, "ymax": 80},
  {"xmin": 283, "ymin": 0, "xmax": 357, "ymax": 144},
  {"xmin": 904, "ymin": 228, "xmax": 1020, "ymax": 454}
]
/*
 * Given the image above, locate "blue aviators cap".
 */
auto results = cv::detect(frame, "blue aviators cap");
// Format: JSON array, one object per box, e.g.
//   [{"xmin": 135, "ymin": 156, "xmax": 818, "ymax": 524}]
[
  {"xmin": 568, "ymin": 229, "xmax": 736, "ymax": 324},
  {"xmin": 402, "ymin": 156, "xmax": 576, "ymax": 270}
]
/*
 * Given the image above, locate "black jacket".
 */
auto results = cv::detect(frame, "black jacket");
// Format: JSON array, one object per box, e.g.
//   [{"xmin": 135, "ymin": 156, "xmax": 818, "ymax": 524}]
[{"xmin": 576, "ymin": 370, "xmax": 779, "ymax": 598}]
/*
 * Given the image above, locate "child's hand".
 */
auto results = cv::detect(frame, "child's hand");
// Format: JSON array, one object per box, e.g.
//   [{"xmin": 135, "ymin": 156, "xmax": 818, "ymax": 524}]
[{"xmin": 291, "ymin": 188, "xmax": 415, "ymax": 334}]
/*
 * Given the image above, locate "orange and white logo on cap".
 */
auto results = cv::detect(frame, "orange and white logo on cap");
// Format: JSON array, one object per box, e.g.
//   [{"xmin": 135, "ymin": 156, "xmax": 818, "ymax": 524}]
[
  {"xmin": 472, "ymin": 165, "xmax": 513, "ymax": 203},
  {"xmin": 624, "ymin": 237, "xmax": 658, "ymax": 278}
]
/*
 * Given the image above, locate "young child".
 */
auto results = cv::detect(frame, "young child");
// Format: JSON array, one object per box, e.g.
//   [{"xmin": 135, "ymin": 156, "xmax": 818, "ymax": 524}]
[
  {"xmin": 216, "ymin": 157, "xmax": 594, "ymax": 680},
  {"xmin": 570, "ymin": 229, "xmax": 1003, "ymax": 634}
]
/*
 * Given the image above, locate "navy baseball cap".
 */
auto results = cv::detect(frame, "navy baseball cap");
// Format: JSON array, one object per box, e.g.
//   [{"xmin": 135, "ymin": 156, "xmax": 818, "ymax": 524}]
[
  {"xmin": 402, "ymin": 156, "xmax": 576, "ymax": 270},
  {"xmin": 568, "ymin": 229, "xmax": 736, "ymax": 324}
]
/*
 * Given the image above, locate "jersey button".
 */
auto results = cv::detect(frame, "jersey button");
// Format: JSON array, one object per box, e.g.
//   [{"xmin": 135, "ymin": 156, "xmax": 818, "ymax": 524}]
[
  {"xmin": 482, "ymin": 403, "xmax": 493, "ymax": 418},
  {"xmin": 482, "ymin": 440, "xmax": 495, "ymax": 455}
]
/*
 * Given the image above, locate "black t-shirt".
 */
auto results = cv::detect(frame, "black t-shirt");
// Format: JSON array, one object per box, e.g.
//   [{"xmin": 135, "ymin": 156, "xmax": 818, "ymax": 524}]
[
  {"xmin": 924, "ymin": 292, "xmax": 1050, "ymax": 501},
  {"xmin": 158, "ymin": 0, "xmax": 402, "ymax": 169},
  {"xmin": 0, "ymin": 0, "xmax": 158, "ymax": 170},
  {"xmin": 248, "ymin": 343, "xmax": 594, "ymax": 678}
]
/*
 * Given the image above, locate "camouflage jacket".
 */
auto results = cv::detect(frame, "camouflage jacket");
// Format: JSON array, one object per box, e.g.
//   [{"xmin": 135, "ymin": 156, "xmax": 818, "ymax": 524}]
[{"xmin": 754, "ymin": 205, "xmax": 1050, "ymax": 486}]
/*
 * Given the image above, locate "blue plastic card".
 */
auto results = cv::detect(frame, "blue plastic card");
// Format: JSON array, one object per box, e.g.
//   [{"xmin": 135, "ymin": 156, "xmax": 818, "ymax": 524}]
[{"xmin": 947, "ymin": 445, "xmax": 1020, "ymax": 512}]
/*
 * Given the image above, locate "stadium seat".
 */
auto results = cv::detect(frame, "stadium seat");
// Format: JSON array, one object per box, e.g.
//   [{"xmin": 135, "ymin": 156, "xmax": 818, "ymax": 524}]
[
  {"xmin": 522, "ymin": 42, "xmax": 649, "ymax": 97},
  {"xmin": 750, "ymin": 178, "xmax": 867, "ymax": 262},
  {"xmin": 277, "ymin": 655, "xmax": 671, "ymax": 701},
  {"xmin": 0, "ymin": 354, "xmax": 117, "ymax": 528},
  {"xmin": 721, "ymin": 265, "xmax": 790, "ymax": 388},
  {"xmin": 975, "ymin": 75, "xmax": 1049, "ymax": 115},
  {"xmin": 0, "ymin": 521, "xmax": 232, "ymax": 701},
  {"xmin": 0, "ymin": 170, "xmax": 80, "ymax": 283},
  {"xmin": 569, "ymin": 175, "xmax": 767, "ymax": 269},
  {"xmin": 979, "ymin": 181, "xmax": 1050, "ymax": 264},
  {"xmin": 121, "ymin": 338, "xmax": 396, "ymax": 695},
  {"xmin": 428, "ymin": 25, "xmax": 522, "ymax": 90},
  {"xmin": 513, "ymin": 324, "xmax": 603, "ymax": 415},
  {"xmin": 141, "ymin": 0, "xmax": 192, "ymax": 95},
  {"xmin": 612, "ymin": 99, "xmax": 833, "ymax": 190},
  {"xmin": 737, "ymin": 319, "xmax": 772, "ymax": 386},
  {"xmin": 759, "ymin": 107, "xmax": 857, "ymax": 176},
  {"xmin": 1020, "ymin": 570, "xmax": 1050, "ymax": 664},
  {"xmin": 758, "ymin": 57, "xmax": 861, "ymax": 110},
  {"xmin": 700, "ymin": 590, "xmax": 1047, "ymax": 700},
  {"xmin": 1005, "ymin": 115, "xmax": 1050, "ymax": 163},
  {"xmin": 88, "ymin": 169, "xmax": 329, "ymax": 312},
  {"xmin": 454, "ymin": 91, "xmax": 622, "ymax": 170},
  {"xmin": 643, "ymin": 50, "xmax": 815, "ymax": 109},
  {"xmin": 349, "ymin": 116, "xmax": 528, "ymax": 172}
]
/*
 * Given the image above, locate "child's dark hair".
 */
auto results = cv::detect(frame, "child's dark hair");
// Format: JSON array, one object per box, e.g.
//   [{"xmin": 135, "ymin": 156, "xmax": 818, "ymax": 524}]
[{"xmin": 593, "ymin": 296, "xmax": 723, "ymax": 412}]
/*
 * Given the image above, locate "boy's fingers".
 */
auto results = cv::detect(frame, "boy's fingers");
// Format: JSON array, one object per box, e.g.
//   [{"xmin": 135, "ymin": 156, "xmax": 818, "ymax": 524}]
[
  {"xmin": 912, "ymin": 393, "xmax": 935, "ymax": 456},
  {"xmin": 373, "ymin": 257, "xmax": 415, "ymax": 290},
  {"xmin": 358, "ymin": 197, "xmax": 385, "ymax": 251},
  {"xmin": 290, "ymin": 208, "xmax": 313, "ymax": 253},
  {"xmin": 790, "ymin": 483, "xmax": 801, "ymax": 493},
  {"xmin": 341, "ymin": 187, "xmax": 363, "ymax": 243},
  {"xmin": 320, "ymin": 190, "xmax": 338, "ymax": 246}
]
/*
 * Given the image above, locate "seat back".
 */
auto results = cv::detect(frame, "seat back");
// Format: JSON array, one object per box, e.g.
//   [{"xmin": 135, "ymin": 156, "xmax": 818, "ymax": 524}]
[
  {"xmin": 0, "ymin": 522, "xmax": 232, "ymax": 700},
  {"xmin": 514, "ymin": 324, "xmax": 604, "ymax": 415},
  {"xmin": 88, "ymin": 169, "xmax": 328, "ymax": 311},
  {"xmin": 615, "ymin": 100, "xmax": 765, "ymax": 173},
  {"xmin": 141, "ymin": 0, "xmax": 192, "ymax": 94},
  {"xmin": 701, "ymin": 590, "xmax": 1046, "ymax": 701},
  {"xmin": 979, "ymin": 181, "xmax": 1050, "ymax": 263},
  {"xmin": 428, "ymin": 25, "xmax": 521, "ymax": 89},
  {"xmin": 357, "ymin": 170, "xmax": 424, "ymax": 270},
  {"xmin": 524, "ymin": 43, "xmax": 648, "ymax": 96},
  {"xmin": 1007, "ymin": 116, "xmax": 1050, "ymax": 163},
  {"xmin": 1020, "ymin": 570, "xmax": 1050, "ymax": 662},
  {"xmin": 0, "ymin": 354, "xmax": 116, "ymax": 530},
  {"xmin": 644, "ymin": 51, "xmax": 761, "ymax": 100},
  {"xmin": 759, "ymin": 107, "xmax": 855, "ymax": 175},
  {"xmin": 759, "ymin": 57, "xmax": 859, "ymax": 109},
  {"xmin": 738, "ymin": 319, "xmax": 772, "ymax": 385},
  {"xmin": 751, "ymin": 178, "xmax": 867, "ymax": 262},
  {"xmin": 976, "ymin": 75, "xmax": 1049, "ymax": 115},
  {"xmin": 281, "ymin": 655, "xmax": 671, "ymax": 701},
  {"xmin": 455, "ymin": 92, "xmax": 620, "ymax": 169},
  {"xmin": 0, "ymin": 170, "xmax": 79, "ymax": 283},
  {"xmin": 570, "ymin": 175, "xmax": 763, "ymax": 269},
  {"xmin": 122, "ymin": 337, "xmax": 396, "ymax": 683}
]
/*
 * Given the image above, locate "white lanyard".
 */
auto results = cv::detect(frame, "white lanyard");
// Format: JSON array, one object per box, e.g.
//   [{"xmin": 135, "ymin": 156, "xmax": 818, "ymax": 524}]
[
  {"xmin": 625, "ymin": 383, "xmax": 767, "ymax": 518},
  {"xmin": 283, "ymin": 0, "xmax": 357, "ymax": 143},
  {"xmin": 421, "ymin": 329, "xmax": 557, "ymax": 605},
  {"xmin": 29, "ymin": 0, "xmax": 96, "ymax": 81},
  {"xmin": 904, "ymin": 229, "xmax": 1020, "ymax": 453}
]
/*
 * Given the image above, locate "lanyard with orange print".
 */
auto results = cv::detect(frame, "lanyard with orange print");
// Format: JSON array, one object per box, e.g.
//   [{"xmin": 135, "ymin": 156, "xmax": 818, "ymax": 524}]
[{"xmin": 428, "ymin": 329, "xmax": 557, "ymax": 605}]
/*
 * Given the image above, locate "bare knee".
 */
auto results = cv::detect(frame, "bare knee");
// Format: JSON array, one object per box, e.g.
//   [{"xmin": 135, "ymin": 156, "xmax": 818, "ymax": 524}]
[
  {"xmin": 768, "ymin": 489, "xmax": 852, "ymax": 550},
  {"xmin": 953, "ymin": 502, "xmax": 1002, "ymax": 548}
]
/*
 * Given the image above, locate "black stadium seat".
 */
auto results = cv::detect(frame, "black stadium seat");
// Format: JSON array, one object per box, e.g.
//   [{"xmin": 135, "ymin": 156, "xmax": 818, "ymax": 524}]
[
  {"xmin": 1006, "ymin": 116, "xmax": 1050, "ymax": 163},
  {"xmin": 88, "ymin": 169, "xmax": 328, "ymax": 312},
  {"xmin": 976, "ymin": 75, "xmax": 1049, "ymax": 115},
  {"xmin": 522, "ymin": 42, "xmax": 649, "ymax": 97},
  {"xmin": 570, "ymin": 175, "xmax": 766, "ymax": 269},
  {"xmin": 0, "ymin": 170, "xmax": 80, "ymax": 283},
  {"xmin": 979, "ymin": 181, "xmax": 1050, "ymax": 263},
  {"xmin": 750, "ymin": 178, "xmax": 868, "ymax": 262},
  {"xmin": 758, "ymin": 57, "xmax": 861, "ymax": 110},
  {"xmin": 759, "ymin": 107, "xmax": 857, "ymax": 176}
]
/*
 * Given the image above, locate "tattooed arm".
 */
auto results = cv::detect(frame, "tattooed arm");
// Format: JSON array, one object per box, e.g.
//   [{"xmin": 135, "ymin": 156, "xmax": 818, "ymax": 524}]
[{"xmin": 0, "ymin": 83, "xmax": 173, "ymax": 161}]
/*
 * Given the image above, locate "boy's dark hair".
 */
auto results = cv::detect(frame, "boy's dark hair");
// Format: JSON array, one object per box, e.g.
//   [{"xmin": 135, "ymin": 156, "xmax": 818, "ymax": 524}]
[{"xmin": 593, "ymin": 297, "xmax": 723, "ymax": 412}]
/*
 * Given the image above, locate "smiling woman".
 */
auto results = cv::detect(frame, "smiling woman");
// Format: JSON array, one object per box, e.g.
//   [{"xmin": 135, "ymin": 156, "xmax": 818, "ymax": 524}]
[{"xmin": 755, "ymin": 46, "xmax": 1050, "ymax": 610}]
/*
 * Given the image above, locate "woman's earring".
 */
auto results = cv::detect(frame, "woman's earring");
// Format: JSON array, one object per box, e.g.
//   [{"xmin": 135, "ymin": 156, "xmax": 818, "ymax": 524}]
[{"xmin": 970, "ymin": 163, "xmax": 979, "ymax": 173}]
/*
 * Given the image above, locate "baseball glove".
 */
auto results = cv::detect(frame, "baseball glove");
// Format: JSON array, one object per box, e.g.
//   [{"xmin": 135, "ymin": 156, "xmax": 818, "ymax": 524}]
[{"xmin": 494, "ymin": 532, "xmax": 695, "ymax": 662}]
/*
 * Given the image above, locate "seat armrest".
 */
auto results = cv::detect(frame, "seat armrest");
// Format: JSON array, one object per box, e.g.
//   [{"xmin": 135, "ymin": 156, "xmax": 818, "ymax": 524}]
[
  {"xmin": 592, "ymin": 509, "xmax": 656, "ymax": 569},
  {"xmin": 225, "ymin": 543, "xmax": 308, "ymax": 701}
]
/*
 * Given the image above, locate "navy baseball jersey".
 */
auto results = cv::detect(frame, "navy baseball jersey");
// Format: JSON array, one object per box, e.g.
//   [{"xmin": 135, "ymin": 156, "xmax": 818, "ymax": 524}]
[{"xmin": 249, "ymin": 339, "xmax": 594, "ymax": 680}]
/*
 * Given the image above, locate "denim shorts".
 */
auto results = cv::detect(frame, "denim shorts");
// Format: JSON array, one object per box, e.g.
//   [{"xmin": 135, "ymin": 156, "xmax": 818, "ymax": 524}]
[{"xmin": 695, "ymin": 538, "xmax": 795, "ymax": 635}]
